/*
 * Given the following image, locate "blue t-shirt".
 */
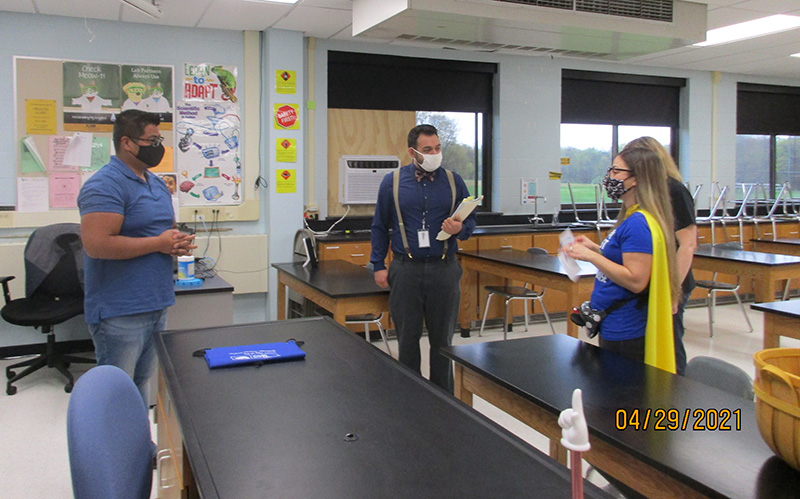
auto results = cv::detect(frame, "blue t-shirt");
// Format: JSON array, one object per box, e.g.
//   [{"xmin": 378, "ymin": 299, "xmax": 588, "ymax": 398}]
[
  {"xmin": 77, "ymin": 157, "xmax": 175, "ymax": 323},
  {"xmin": 590, "ymin": 212, "xmax": 652, "ymax": 341}
]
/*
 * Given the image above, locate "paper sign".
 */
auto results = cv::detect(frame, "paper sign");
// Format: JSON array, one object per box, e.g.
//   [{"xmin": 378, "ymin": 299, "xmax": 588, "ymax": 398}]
[
  {"xmin": 276, "ymin": 138, "xmax": 296, "ymax": 162},
  {"xmin": 49, "ymin": 172, "xmax": 81, "ymax": 209},
  {"xmin": 274, "ymin": 104, "xmax": 299, "ymax": 130},
  {"xmin": 26, "ymin": 99, "xmax": 57, "ymax": 135},
  {"xmin": 17, "ymin": 177, "xmax": 49, "ymax": 213},
  {"xmin": 275, "ymin": 169, "xmax": 296, "ymax": 193},
  {"xmin": 63, "ymin": 132, "xmax": 93, "ymax": 168},
  {"xmin": 21, "ymin": 137, "xmax": 46, "ymax": 173},
  {"xmin": 88, "ymin": 137, "xmax": 111, "ymax": 171},
  {"xmin": 49, "ymin": 136, "xmax": 72, "ymax": 171},
  {"xmin": 276, "ymin": 70, "xmax": 296, "ymax": 94}
]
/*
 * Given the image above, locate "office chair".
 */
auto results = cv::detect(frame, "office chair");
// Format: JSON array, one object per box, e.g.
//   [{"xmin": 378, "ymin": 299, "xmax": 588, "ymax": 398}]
[
  {"xmin": 345, "ymin": 262, "xmax": 393, "ymax": 357},
  {"xmin": 694, "ymin": 242, "xmax": 753, "ymax": 337},
  {"xmin": 479, "ymin": 247, "xmax": 555, "ymax": 339},
  {"xmin": 685, "ymin": 356, "xmax": 754, "ymax": 401},
  {"xmin": 1, "ymin": 223, "xmax": 94, "ymax": 395},
  {"xmin": 67, "ymin": 365, "xmax": 153, "ymax": 499}
]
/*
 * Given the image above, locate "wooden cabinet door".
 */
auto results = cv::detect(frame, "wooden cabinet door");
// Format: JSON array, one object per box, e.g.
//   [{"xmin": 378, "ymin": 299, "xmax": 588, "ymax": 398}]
[{"xmin": 318, "ymin": 241, "xmax": 371, "ymax": 266}]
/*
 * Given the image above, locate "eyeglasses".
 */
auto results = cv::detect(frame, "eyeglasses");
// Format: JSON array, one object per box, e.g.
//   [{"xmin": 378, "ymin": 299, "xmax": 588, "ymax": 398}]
[
  {"xmin": 129, "ymin": 136, "xmax": 165, "ymax": 147},
  {"xmin": 607, "ymin": 166, "xmax": 632, "ymax": 175}
]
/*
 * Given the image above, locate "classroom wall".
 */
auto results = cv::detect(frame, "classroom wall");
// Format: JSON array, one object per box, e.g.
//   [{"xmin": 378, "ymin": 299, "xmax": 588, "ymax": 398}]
[
  {"xmin": 310, "ymin": 39, "xmax": 800, "ymax": 218},
  {"xmin": 0, "ymin": 13, "xmax": 273, "ymax": 348}
]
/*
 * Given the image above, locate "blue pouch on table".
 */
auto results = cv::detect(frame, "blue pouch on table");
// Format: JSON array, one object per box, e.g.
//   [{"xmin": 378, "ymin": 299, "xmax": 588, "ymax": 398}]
[{"xmin": 203, "ymin": 340, "xmax": 306, "ymax": 369}]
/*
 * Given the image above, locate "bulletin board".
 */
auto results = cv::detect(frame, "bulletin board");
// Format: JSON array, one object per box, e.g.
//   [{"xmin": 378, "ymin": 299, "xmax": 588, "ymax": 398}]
[
  {"xmin": 13, "ymin": 56, "xmax": 176, "ymax": 220},
  {"xmin": 11, "ymin": 53, "xmax": 259, "ymax": 228}
]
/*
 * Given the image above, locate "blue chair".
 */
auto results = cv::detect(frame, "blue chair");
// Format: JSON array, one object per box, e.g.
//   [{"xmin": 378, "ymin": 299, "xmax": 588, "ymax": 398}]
[{"xmin": 67, "ymin": 365, "xmax": 153, "ymax": 499}]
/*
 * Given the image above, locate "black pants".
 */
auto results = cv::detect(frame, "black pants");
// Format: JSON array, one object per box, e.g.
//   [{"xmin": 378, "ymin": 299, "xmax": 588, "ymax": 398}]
[
  {"xmin": 598, "ymin": 335, "xmax": 645, "ymax": 363},
  {"xmin": 388, "ymin": 256, "xmax": 461, "ymax": 393}
]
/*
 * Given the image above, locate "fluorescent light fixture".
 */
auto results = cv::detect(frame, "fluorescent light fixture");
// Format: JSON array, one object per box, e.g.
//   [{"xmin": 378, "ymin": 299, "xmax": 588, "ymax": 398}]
[
  {"xmin": 695, "ymin": 15, "xmax": 800, "ymax": 47},
  {"xmin": 792, "ymin": 52, "xmax": 800, "ymax": 58},
  {"xmin": 244, "ymin": 0, "xmax": 299, "ymax": 4},
  {"xmin": 119, "ymin": 0, "xmax": 163, "ymax": 19}
]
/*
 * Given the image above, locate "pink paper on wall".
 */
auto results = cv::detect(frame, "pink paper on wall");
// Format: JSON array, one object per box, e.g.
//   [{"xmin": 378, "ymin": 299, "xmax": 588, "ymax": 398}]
[{"xmin": 49, "ymin": 172, "xmax": 80, "ymax": 209}]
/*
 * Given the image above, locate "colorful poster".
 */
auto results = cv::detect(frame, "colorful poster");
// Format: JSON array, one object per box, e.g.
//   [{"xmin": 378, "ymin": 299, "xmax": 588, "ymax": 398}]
[
  {"xmin": 276, "ymin": 70, "xmax": 296, "ymax": 94},
  {"xmin": 183, "ymin": 63, "xmax": 238, "ymax": 103},
  {"xmin": 120, "ymin": 65, "xmax": 173, "ymax": 129},
  {"xmin": 274, "ymin": 104, "xmax": 300, "ymax": 130},
  {"xmin": 25, "ymin": 99, "xmax": 57, "ymax": 135},
  {"xmin": 275, "ymin": 169, "xmax": 296, "ymax": 193},
  {"xmin": 175, "ymin": 101, "xmax": 242, "ymax": 206},
  {"xmin": 63, "ymin": 61, "xmax": 120, "ymax": 132}
]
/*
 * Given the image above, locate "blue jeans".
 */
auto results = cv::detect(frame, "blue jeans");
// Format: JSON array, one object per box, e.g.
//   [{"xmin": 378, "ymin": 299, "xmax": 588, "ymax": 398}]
[{"xmin": 88, "ymin": 309, "xmax": 167, "ymax": 407}]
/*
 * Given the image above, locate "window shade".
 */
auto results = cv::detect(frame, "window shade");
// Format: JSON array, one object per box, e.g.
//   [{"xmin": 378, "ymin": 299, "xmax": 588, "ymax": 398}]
[
  {"xmin": 328, "ymin": 51, "xmax": 496, "ymax": 113},
  {"xmin": 737, "ymin": 83, "xmax": 800, "ymax": 136},
  {"xmin": 561, "ymin": 69, "xmax": 684, "ymax": 126}
]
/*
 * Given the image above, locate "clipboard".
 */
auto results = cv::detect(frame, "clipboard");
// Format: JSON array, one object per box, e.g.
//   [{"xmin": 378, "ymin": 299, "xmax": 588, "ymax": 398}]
[{"xmin": 436, "ymin": 195, "xmax": 483, "ymax": 241}]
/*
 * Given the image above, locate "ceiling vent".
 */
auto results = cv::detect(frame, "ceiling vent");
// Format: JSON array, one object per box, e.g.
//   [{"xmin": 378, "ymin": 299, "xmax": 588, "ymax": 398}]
[{"xmin": 353, "ymin": 0, "xmax": 705, "ymax": 61}]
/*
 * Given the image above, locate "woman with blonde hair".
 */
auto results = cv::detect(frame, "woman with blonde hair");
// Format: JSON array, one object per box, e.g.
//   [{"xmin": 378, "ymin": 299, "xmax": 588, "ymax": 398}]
[
  {"xmin": 563, "ymin": 146, "xmax": 680, "ymax": 372},
  {"xmin": 622, "ymin": 136, "xmax": 697, "ymax": 375}
]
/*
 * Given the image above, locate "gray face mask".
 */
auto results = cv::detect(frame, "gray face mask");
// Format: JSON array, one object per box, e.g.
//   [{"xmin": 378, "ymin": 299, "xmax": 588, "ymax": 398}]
[{"xmin": 602, "ymin": 174, "xmax": 630, "ymax": 201}]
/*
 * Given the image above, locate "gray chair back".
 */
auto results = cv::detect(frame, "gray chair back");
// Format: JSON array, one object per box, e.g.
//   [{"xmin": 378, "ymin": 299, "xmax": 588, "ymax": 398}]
[{"xmin": 685, "ymin": 356, "xmax": 754, "ymax": 401}]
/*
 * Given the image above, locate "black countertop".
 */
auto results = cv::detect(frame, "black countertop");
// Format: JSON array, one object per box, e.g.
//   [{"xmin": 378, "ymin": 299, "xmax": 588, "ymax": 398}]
[
  {"xmin": 156, "ymin": 318, "xmax": 609, "ymax": 498},
  {"xmin": 442, "ymin": 334, "xmax": 800, "ymax": 499}
]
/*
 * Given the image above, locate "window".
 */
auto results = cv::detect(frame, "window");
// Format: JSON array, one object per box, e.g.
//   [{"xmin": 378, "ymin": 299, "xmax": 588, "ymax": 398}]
[
  {"xmin": 737, "ymin": 83, "xmax": 800, "ymax": 199},
  {"xmin": 561, "ymin": 70, "xmax": 685, "ymax": 206},
  {"xmin": 560, "ymin": 124, "xmax": 673, "ymax": 203},
  {"xmin": 328, "ymin": 52, "xmax": 495, "ymax": 207},
  {"xmin": 417, "ymin": 111, "xmax": 483, "ymax": 198}
]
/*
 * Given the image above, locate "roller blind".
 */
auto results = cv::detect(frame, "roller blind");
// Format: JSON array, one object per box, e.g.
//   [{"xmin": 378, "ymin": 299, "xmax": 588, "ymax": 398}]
[
  {"xmin": 561, "ymin": 69, "xmax": 684, "ymax": 126},
  {"xmin": 737, "ymin": 83, "xmax": 800, "ymax": 136},
  {"xmin": 328, "ymin": 51, "xmax": 496, "ymax": 113}
]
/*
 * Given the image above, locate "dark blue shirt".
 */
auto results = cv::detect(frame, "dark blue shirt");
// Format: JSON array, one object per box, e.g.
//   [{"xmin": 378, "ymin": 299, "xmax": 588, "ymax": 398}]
[
  {"xmin": 590, "ymin": 212, "xmax": 652, "ymax": 341},
  {"xmin": 77, "ymin": 156, "xmax": 176, "ymax": 323},
  {"xmin": 370, "ymin": 164, "xmax": 476, "ymax": 271}
]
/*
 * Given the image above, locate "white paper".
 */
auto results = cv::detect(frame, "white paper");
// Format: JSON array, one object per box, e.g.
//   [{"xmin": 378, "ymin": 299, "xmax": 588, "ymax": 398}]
[
  {"xmin": 558, "ymin": 228, "xmax": 581, "ymax": 282},
  {"xmin": 436, "ymin": 195, "xmax": 484, "ymax": 241},
  {"xmin": 16, "ymin": 177, "xmax": 49, "ymax": 213},
  {"xmin": 63, "ymin": 132, "xmax": 93, "ymax": 168},
  {"xmin": 22, "ymin": 136, "xmax": 46, "ymax": 171}
]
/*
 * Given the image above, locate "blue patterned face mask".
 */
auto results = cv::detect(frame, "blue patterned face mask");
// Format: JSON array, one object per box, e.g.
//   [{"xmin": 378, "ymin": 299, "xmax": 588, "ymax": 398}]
[{"xmin": 602, "ymin": 175, "xmax": 631, "ymax": 201}]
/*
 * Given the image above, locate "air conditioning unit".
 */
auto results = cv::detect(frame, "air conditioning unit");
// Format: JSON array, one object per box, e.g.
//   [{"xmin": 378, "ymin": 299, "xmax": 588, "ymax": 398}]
[{"xmin": 339, "ymin": 155, "xmax": 401, "ymax": 205}]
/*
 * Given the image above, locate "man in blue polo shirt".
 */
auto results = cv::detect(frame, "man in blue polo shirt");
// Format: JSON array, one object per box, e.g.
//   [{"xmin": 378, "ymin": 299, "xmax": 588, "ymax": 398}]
[
  {"xmin": 370, "ymin": 124, "xmax": 476, "ymax": 392},
  {"xmin": 78, "ymin": 109, "xmax": 195, "ymax": 406}
]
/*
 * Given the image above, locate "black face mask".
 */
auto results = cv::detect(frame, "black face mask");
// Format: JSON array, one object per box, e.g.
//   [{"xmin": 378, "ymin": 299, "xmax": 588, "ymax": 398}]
[{"xmin": 135, "ymin": 143, "xmax": 165, "ymax": 168}]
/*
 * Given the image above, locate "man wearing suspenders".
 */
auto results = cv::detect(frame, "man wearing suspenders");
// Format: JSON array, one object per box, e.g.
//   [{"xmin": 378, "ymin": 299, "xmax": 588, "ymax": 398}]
[{"xmin": 370, "ymin": 124, "xmax": 477, "ymax": 393}]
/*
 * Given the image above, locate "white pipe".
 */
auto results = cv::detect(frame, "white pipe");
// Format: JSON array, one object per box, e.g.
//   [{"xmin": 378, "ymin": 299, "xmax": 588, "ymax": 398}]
[
  {"xmin": 710, "ymin": 71, "xmax": 721, "ymax": 185},
  {"xmin": 305, "ymin": 37, "xmax": 317, "ymax": 215}
]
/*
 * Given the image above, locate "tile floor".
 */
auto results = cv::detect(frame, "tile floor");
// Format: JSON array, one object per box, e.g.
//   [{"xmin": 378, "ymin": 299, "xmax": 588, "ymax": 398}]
[{"xmin": 1, "ymin": 302, "xmax": 797, "ymax": 498}]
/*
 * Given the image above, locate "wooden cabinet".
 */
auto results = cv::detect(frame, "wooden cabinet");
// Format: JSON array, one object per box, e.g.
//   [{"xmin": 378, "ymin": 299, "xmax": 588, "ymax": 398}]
[
  {"xmin": 156, "ymin": 367, "xmax": 198, "ymax": 499},
  {"xmin": 317, "ymin": 241, "xmax": 371, "ymax": 266}
]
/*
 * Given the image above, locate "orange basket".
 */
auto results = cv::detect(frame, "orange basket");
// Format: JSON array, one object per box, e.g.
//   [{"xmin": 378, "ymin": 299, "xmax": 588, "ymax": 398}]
[{"xmin": 754, "ymin": 348, "xmax": 800, "ymax": 471}]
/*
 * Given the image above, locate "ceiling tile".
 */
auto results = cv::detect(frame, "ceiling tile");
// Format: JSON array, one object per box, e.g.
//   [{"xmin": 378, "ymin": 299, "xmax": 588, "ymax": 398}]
[{"xmin": 273, "ymin": 5, "xmax": 352, "ymax": 38}]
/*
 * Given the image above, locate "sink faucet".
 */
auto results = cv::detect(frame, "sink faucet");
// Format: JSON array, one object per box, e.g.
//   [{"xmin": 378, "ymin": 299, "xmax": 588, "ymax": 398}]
[{"xmin": 527, "ymin": 196, "xmax": 546, "ymax": 225}]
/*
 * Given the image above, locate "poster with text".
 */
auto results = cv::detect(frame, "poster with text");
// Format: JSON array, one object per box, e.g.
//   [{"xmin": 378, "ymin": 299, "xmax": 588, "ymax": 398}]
[
  {"xmin": 63, "ymin": 61, "xmax": 121, "ymax": 132},
  {"xmin": 183, "ymin": 63, "xmax": 238, "ymax": 103},
  {"xmin": 175, "ymin": 101, "xmax": 242, "ymax": 206},
  {"xmin": 120, "ymin": 65, "xmax": 173, "ymax": 129}
]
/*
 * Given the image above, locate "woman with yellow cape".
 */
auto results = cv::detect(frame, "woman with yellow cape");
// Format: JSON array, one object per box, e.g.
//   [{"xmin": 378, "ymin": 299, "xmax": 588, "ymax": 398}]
[{"xmin": 562, "ymin": 146, "xmax": 681, "ymax": 373}]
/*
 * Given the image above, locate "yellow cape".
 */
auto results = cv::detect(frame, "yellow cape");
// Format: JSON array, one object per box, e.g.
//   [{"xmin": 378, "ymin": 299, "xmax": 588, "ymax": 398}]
[{"xmin": 626, "ymin": 205, "xmax": 676, "ymax": 374}]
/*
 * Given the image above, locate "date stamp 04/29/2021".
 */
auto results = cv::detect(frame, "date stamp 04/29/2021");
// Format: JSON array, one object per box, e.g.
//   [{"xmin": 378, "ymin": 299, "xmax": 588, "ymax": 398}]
[{"xmin": 615, "ymin": 408, "xmax": 742, "ymax": 431}]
